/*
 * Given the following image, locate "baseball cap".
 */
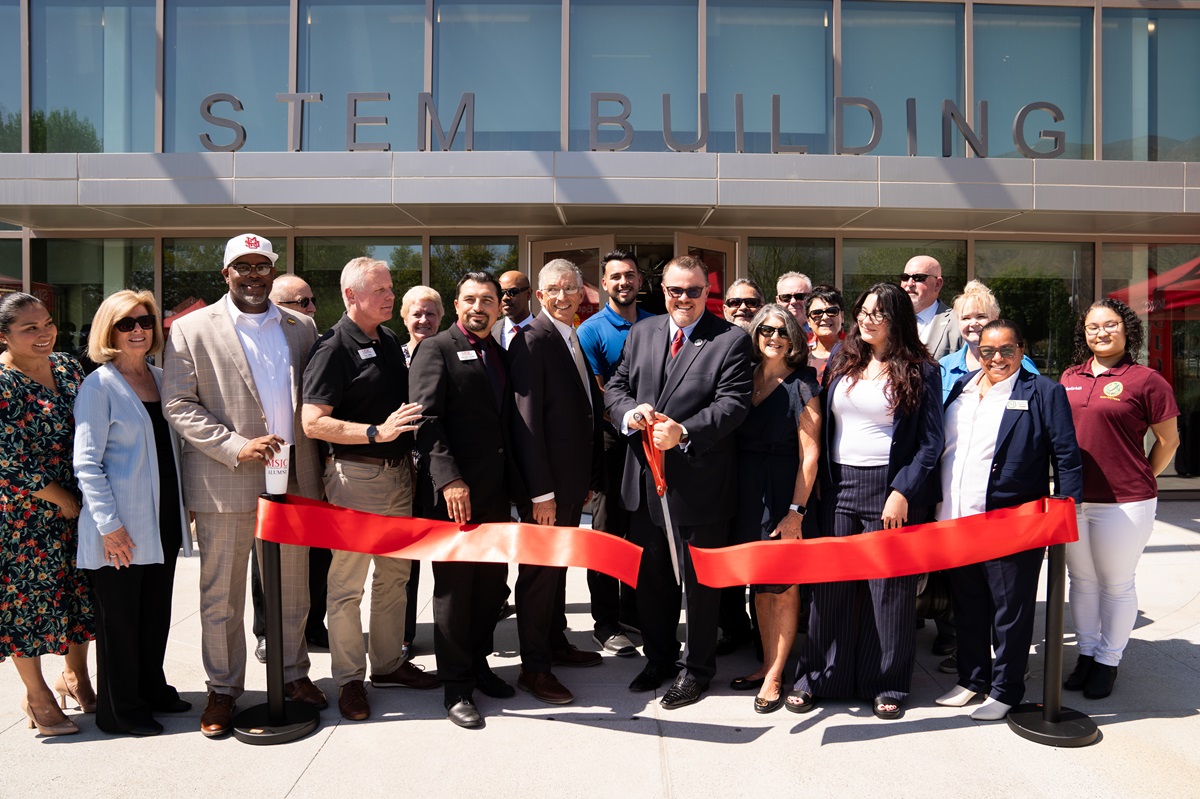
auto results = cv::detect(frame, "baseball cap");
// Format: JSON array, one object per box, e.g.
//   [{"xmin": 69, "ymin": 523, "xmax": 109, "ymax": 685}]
[{"xmin": 223, "ymin": 233, "xmax": 279, "ymax": 268}]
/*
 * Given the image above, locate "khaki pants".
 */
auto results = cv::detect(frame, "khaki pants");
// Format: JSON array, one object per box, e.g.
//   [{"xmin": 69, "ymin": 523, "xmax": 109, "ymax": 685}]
[{"xmin": 324, "ymin": 458, "xmax": 413, "ymax": 686}]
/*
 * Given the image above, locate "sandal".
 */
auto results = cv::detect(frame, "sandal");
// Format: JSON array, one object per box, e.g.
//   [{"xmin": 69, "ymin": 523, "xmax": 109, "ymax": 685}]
[
  {"xmin": 873, "ymin": 695, "xmax": 902, "ymax": 720},
  {"xmin": 730, "ymin": 674, "xmax": 766, "ymax": 691},
  {"xmin": 754, "ymin": 693, "xmax": 783, "ymax": 714},
  {"xmin": 784, "ymin": 690, "xmax": 817, "ymax": 714}
]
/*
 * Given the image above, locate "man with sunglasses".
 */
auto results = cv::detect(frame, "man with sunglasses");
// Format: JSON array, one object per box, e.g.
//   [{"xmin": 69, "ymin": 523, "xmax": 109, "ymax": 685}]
[
  {"xmin": 722, "ymin": 279, "xmax": 764, "ymax": 332},
  {"xmin": 270, "ymin": 275, "xmax": 317, "ymax": 318},
  {"xmin": 163, "ymin": 233, "xmax": 327, "ymax": 737},
  {"xmin": 492, "ymin": 270, "xmax": 535, "ymax": 350},
  {"xmin": 604, "ymin": 255, "xmax": 753, "ymax": 710},
  {"xmin": 901, "ymin": 255, "xmax": 961, "ymax": 360},
  {"xmin": 775, "ymin": 272, "xmax": 813, "ymax": 325}
]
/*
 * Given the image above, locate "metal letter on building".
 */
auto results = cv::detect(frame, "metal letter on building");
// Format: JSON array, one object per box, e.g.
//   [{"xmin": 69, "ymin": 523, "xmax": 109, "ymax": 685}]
[
  {"xmin": 590, "ymin": 93, "xmax": 634, "ymax": 152},
  {"xmin": 734, "ymin": 93, "xmax": 745, "ymax": 153},
  {"xmin": 277, "ymin": 93, "xmax": 322, "ymax": 153},
  {"xmin": 347, "ymin": 93, "xmax": 390, "ymax": 152},
  {"xmin": 834, "ymin": 97, "xmax": 882, "ymax": 155},
  {"xmin": 771, "ymin": 95, "xmax": 807, "ymax": 154},
  {"xmin": 199, "ymin": 93, "xmax": 246, "ymax": 153},
  {"xmin": 1013, "ymin": 101, "xmax": 1066, "ymax": 159},
  {"xmin": 662, "ymin": 93, "xmax": 708, "ymax": 152},
  {"xmin": 417, "ymin": 92, "xmax": 475, "ymax": 152},
  {"xmin": 906, "ymin": 98, "xmax": 918, "ymax": 156},
  {"xmin": 942, "ymin": 99, "xmax": 988, "ymax": 158}
]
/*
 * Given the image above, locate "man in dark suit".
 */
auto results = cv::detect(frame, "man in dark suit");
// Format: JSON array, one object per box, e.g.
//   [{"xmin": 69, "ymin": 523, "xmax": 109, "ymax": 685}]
[
  {"xmin": 508, "ymin": 259, "xmax": 604, "ymax": 705},
  {"xmin": 603, "ymin": 255, "xmax": 753, "ymax": 709},
  {"xmin": 409, "ymin": 271, "xmax": 526, "ymax": 730}
]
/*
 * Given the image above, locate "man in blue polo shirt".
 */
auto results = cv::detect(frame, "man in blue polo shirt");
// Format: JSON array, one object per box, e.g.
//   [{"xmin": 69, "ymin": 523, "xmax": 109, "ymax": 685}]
[{"xmin": 577, "ymin": 249, "xmax": 654, "ymax": 657}]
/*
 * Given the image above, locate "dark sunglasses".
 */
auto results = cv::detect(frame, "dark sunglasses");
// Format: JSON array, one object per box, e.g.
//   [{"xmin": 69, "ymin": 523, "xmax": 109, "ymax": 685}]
[
  {"xmin": 500, "ymin": 286, "xmax": 530, "ymax": 299},
  {"xmin": 665, "ymin": 286, "xmax": 705, "ymax": 299},
  {"xmin": 114, "ymin": 314, "xmax": 156, "ymax": 333},
  {"xmin": 777, "ymin": 293, "xmax": 807, "ymax": 304},
  {"xmin": 898, "ymin": 273, "xmax": 931, "ymax": 284},
  {"xmin": 280, "ymin": 297, "xmax": 315, "ymax": 309},
  {"xmin": 724, "ymin": 297, "xmax": 762, "ymax": 309},
  {"xmin": 756, "ymin": 323, "xmax": 790, "ymax": 340},
  {"xmin": 808, "ymin": 307, "xmax": 842, "ymax": 320},
  {"xmin": 979, "ymin": 345, "xmax": 1020, "ymax": 360}
]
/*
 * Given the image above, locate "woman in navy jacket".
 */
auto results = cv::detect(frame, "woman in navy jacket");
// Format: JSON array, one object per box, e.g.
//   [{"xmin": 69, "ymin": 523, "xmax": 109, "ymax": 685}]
[
  {"xmin": 934, "ymin": 320, "xmax": 1082, "ymax": 720},
  {"xmin": 789, "ymin": 282, "xmax": 944, "ymax": 720}
]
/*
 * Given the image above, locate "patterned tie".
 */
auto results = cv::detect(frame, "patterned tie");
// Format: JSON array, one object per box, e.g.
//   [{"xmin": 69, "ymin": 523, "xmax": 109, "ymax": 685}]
[{"xmin": 670, "ymin": 328, "xmax": 685, "ymax": 358}]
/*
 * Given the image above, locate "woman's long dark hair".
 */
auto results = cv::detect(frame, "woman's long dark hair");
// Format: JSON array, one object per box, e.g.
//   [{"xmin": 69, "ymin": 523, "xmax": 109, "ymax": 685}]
[
  {"xmin": 826, "ymin": 282, "xmax": 935, "ymax": 415},
  {"xmin": 0, "ymin": 292, "xmax": 47, "ymax": 354},
  {"xmin": 1072, "ymin": 298, "xmax": 1143, "ymax": 365}
]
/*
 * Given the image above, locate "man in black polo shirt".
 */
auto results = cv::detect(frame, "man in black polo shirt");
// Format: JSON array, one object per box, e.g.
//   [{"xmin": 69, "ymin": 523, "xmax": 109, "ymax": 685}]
[{"xmin": 301, "ymin": 257, "xmax": 438, "ymax": 721}]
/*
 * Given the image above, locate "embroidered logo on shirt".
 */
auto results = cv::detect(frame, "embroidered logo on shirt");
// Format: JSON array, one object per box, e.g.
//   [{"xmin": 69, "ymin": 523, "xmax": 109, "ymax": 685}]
[{"xmin": 1103, "ymin": 381, "xmax": 1124, "ymax": 399}]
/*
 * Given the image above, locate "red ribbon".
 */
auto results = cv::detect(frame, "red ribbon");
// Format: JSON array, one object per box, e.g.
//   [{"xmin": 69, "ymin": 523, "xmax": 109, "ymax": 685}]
[
  {"xmin": 690, "ymin": 497, "xmax": 1079, "ymax": 588},
  {"xmin": 641, "ymin": 420, "xmax": 667, "ymax": 497},
  {"xmin": 255, "ymin": 494, "xmax": 643, "ymax": 588}
]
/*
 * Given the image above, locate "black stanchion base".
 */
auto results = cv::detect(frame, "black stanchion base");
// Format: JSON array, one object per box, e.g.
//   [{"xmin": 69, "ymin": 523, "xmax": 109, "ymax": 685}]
[
  {"xmin": 232, "ymin": 701, "xmax": 320, "ymax": 746},
  {"xmin": 1007, "ymin": 704, "xmax": 1099, "ymax": 748}
]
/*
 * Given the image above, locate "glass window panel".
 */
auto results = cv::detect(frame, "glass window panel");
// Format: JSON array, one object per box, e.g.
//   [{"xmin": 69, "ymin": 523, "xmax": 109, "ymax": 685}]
[
  {"xmin": 1102, "ymin": 244, "xmax": 1200, "ymax": 482},
  {"xmin": 841, "ymin": 239, "xmax": 965, "ymax": 313},
  {"xmin": 0, "ymin": 239, "xmax": 20, "ymax": 285},
  {"xmin": 0, "ymin": 0, "xmax": 19, "ymax": 152},
  {"xmin": 748, "ymin": 238, "xmax": 834, "ymax": 297},
  {"xmin": 166, "ymin": 0, "xmax": 290, "ymax": 153},
  {"xmin": 31, "ymin": 0, "xmax": 155, "ymax": 153},
  {"xmin": 163, "ymin": 237, "xmax": 289, "ymax": 322},
  {"xmin": 974, "ymin": 241, "xmax": 1093, "ymax": 378},
  {"xmin": 974, "ymin": 5, "xmax": 1093, "ymax": 159},
  {"xmin": 429, "ymin": 237, "xmax": 517, "ymax": 329},
  {"xmin": 294, "ymin": 237, "xmax": 422, "ymax": 337},
  {"xmin": 569, "ymin": 0, "xmax": 698, "ymax": 152},
  {"xmin": 30, "ymin": 239, "xmax": 153, "ymax": 367},
  {"xmin": 707, "ymin": 0, "xmax": 831, "ymax": 154},
  {"xmin": 434, "ymin": 0, "xmax": 559, "ymax": 151},
  {"xmin": 300, "ymin": 0, "xmax": 424, "ymax": 153},
  {"xmin": 842, "ymin": 1, "xmax": 963, "ymax": 157},
  {"xmin": 1102, "ymin": 9, "xmax": 1200, "ymax": 162}
]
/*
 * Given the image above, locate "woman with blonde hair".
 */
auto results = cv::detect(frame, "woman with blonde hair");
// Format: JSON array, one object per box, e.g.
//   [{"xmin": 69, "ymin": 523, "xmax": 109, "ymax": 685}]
[
  {"xmin": 939, "ymin": 280, "xmax": 1039, "ymax": 401},
  {"xmin": 74, "ymin": 290, "xmax": 192, "ymax": 736}
]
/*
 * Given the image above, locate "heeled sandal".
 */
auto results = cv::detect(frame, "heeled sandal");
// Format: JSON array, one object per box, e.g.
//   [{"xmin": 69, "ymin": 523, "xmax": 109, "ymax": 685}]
[
  {"xmin": 55, "ymin": 671, "xmax": 97, "ymax": 714},
  {"xmin": 784, "ymin": 690, "xmax": 817, "ymax": 714}
]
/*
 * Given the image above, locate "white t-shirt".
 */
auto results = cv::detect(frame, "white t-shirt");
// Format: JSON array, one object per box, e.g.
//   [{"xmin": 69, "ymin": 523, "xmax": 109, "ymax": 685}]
[{"xmin": 830, "ymin": 377, "xmax": 894, "ymax": 466}]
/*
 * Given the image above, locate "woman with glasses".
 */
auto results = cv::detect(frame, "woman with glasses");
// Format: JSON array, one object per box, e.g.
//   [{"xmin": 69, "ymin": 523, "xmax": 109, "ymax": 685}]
[
  {"xmin": 1059, "ymin": 298, "xmax": 1179, "ymax": 700},
  {"xmin": 934, "ymin": 320, "xmax": 1081, "ymax": 720},
  {"xmin": 939, "ymin": 281, "xmax": 1039, "ymax": 401},
  {"xmin": 727, "ymin": 304, "xmax": 821, "ymax": 713},
  {"xmin": 788, "ymin": 282, "xmax": 943, "ymax": 720},
  {"xmin": 0, "ymin": 292, "xmax": 94, "ymax": 737},
  {"xmin": 804, "ymin": 285, "xmax": 845, "ymax": 383},
  {"xmin": 74, "ymin": 291, "xmax": 192, "ymax": 736}
]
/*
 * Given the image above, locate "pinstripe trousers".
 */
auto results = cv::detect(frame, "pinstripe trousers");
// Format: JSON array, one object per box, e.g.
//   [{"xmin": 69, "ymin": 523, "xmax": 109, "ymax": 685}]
[{"xmin": 794, "ymin": 462, "xmax": 919, "ymax": 702}]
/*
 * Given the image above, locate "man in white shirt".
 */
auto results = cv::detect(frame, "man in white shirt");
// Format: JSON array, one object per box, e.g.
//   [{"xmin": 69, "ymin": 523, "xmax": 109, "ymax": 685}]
[
  {"xmin": 492, "ymin": 270, "xmax": 535, "ymax": 349},
  {"xmin": 902, "ymin": 255, "xmax": 962, "ymax": 360}
]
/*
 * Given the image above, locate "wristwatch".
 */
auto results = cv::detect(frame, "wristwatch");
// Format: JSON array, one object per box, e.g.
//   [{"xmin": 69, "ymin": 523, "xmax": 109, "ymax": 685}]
[
  {"xmin": 365, "ymin": 424, "xmax": 378, "ymax": 444},
  {"xmin": 789, "ymin": 503, "xmax": 807, "ymax": 516}
]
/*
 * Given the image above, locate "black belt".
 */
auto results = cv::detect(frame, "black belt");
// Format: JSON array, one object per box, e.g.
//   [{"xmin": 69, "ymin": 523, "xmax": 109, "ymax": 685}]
[{"xmin": 333, "ymin": 452, "xmax": 405, "ymax": 469}]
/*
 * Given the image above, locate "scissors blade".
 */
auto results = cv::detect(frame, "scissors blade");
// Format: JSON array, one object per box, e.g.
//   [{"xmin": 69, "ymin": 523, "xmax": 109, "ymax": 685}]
[{"xmin": 658, "ymin": 492, "xmax": 682, "ymax": 585}]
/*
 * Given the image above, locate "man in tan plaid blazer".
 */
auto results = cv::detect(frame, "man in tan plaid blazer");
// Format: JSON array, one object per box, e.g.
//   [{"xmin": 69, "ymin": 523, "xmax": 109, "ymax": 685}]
[{"xmin": 163, "ymin": 233, "xmax": 326, "ymax": 738}]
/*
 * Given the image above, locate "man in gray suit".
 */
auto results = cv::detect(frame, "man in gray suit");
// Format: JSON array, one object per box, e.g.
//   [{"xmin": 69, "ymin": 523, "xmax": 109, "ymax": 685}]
[
  {"xmin": 164, "ymin": 233, "xmax": 327, "ymax": 738},
  {"xmin": 902, "ymin": 255, "xmax": 962, "ymax": 360}
]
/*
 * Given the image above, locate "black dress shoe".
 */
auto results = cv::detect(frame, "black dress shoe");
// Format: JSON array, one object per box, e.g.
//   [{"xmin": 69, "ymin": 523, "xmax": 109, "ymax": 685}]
[
  {"xmin": 1083, "ymin": 663, "xmax": 1117, "ymax": 699},
  {"xmin": 476, "ymin": 668, "xmax": 516, "ymax": 699},
  {"xmin": 661, "ymin": 675, "xmax": 706, "ymax": 710},
  {"xmin": 715, "ymin": 631, "xmax": 750, "ymax": 656},
  {"xmin": 447, "ymin": 698, "xmax": 482, "ymax": 729},
  {"xmin": 629, "ymin": 662, "xmax": 680, "ymax": 693},
  {"xmin": 1064, "ymin": 654, "xmax": 1095, "ymax": 691},
  {"xmin": 153, "ymin": 698, "xmax": 192, "ymax": 714},
  {"xmin": 124, "ymin": 720, "xmax": 165, "ymax": 737},
  {"xmin": 254, "ymin": 636, "xmax": 267, "ymax": 664}
]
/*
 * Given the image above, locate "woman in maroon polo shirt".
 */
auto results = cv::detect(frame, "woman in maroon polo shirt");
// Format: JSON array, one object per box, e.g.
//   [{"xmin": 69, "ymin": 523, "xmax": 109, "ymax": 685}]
[{"xmin": 1060, "ymin": 298, "xmax": 1180, "ymax": 700}]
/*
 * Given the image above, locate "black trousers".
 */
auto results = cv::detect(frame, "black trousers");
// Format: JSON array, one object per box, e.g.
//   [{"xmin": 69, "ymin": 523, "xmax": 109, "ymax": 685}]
[
  {"xmin": 949, "ymin": 546, "xmax": 1045, "ymax": 706},
  {"xmin": 404, "ymin": 559, "xmax": 421, "ymax": 644},
  {"xmin": 86, "ymin": 542, "xmax": 181, "ymax": 733},
  {"xmin": 432, "ymin": 555, "xmax": 509, "ymax": 704},
  {"xmin": 629, "ymin": 488, "xmax": 727, "ymax": 685},
  {"xmin": 252, "ymin": 545, "xmax": 331, "ymax": 640},
  {"xmin": 588, "ymin": 430, "xmax": 639, "ymax": 638},
  {"xmin": 516, "ymin": 502, "xmax": 580, "ymax": 673}
]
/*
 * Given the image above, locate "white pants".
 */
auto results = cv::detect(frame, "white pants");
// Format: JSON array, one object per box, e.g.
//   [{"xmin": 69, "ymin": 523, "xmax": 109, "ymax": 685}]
[{"xmin": 1066, "ymin": 498, "xmax": 1157, "ymax": 667}]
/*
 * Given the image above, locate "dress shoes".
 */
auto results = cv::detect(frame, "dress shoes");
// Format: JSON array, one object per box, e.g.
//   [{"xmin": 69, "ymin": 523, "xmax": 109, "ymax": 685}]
[
  {"xmin": 552, "ymin": 644, "xmax": 602, "ymax": 668},
  {"xmin": 1064, "ymin": 654, "xmax": 1095, "ymax": 691},
  {"xmin": 338, "ymin": 680, "xmax": 370, "ymax": 721},
  {"xmin": 938, "ymin": 655, "xmax": 958, "ymax": 674},
  {"xmin": 372, "ymin": 661, "xmax": 439, "ymax": 690},
  {"xmin": 1084, "ymin": 663, "xmax": 1118, "ymax": 699},
  {"xmin": 715, "ymin": 630, "xmax": 751, "ymax": 656},
  {"xmin": 200, "ymin": 692, "xmax": 236, "ymax": 738},
  {"xmin": 111, "ymin": 719, "xmax": 164, "ymax": 737},
  {"xmin": 21, "ymin": 699, "xmax": 79, "ymax": 736},
  {"xmin": 518, "ymin": 669, "xmax": 574, "ymax": 705},
  {"xmin": 661, "ymin": 675, "xmax": 707, "ymax": 710},
  {"xmin": 254, "ymin": 636, "xmax": 267, "ymax": 664},
  {"xmin": 153, "ymin": 697, "xmax": 193, "ymax": 714},
  {"xmin": 284, "ymin": 677, "xmax": 328, "ymax": 709},
  {"xmin": 629, "ymin": 662, "xmax": 680, "ymax": 693},
  {"xmin": 497, "ymin": 601, "xmax": 516, "ymax": 622},
  {"xmin": 475, "ymin": 668, "xmax": 516, "ymax": 699},
  {"xmin": 932, "ymin": 632, "xmax": 958, "ymax": 656},
  {"xmin": 54, "ymin": 671, "xmax": 97, "ymax": 714},
  {"xmin": 447, "ymin": 698, "xmax": 483, "ymax": 729},
  {"xmin": 593, "ymin": 631, "xmax": 638, "ymax": 657}
]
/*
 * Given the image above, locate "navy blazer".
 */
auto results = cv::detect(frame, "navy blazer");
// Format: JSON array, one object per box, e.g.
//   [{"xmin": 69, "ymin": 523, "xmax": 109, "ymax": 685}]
[
  {"xmin": 945, "ymin": 367, "xmax": 1083, "ymax": 509},
  {"xmin": 821, "ymin": 361, "xmax": 945, "ymax": 509}
]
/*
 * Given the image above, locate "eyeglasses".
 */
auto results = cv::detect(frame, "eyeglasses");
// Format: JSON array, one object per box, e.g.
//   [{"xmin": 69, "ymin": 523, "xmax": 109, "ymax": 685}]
[
  {"xmin": 114, "ymin": 314, "xmax": 156, "ymax": 333},
  {"xmin": 665, "ymin": 286, "xmax": 705, "ymax": 299},
  {"xmin": 898, "ymin": 273, "xmax": 931, "ymax": 284},
  {"xmin": 777, "ymin": 293, "xmax": 806, "ymax": 304},
  {"xmin": 1084, "ymin": 320, "xmax": 1122, "ymax": 336},
  {"xmin": 724, "ymin": 297, "xmax": 762, "ymax": 309},
  {"xmin": 757, "ymin": 323, "xmax": 790, "ymax": 340},
  {"xmin": 500, "ymin": 286, "xmax": 530, "ymax": 299},
  {"xmin": 979, "ymin": 345, "xmax": 1020, "ymax": 359},
  {"xmin": 808, "ymin": 307, "xmax": 842, "ymax": 320},
  {"xmin": 541, "ymin": 286, "xmax": 581, "ymax": 298},
  {"xmin": 856, "ymin": 309, "xmax": 887, "ymax": 324},
  {"xmin": 228, "ymin": 262, "xmax": 275, "ymax": 277},
  {"xmin": 279, "ymin": 297, "xmax": 315, "ymax": 309}
]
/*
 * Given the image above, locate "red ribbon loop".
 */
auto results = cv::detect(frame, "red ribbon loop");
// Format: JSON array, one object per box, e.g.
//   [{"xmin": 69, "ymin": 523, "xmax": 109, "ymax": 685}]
[{"xmin": 641, "ymin": 419, "xmax": 667, "ymax": 497}]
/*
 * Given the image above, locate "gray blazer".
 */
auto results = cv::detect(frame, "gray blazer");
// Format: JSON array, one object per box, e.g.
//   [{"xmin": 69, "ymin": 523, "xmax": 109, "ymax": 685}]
[
  {"xmin": 74, "ymin": 363, "xmax": 192, "ymax": 570},
  {"xmin": 922, "ymin": 299, "xmax": 964, "ymax": 361}
]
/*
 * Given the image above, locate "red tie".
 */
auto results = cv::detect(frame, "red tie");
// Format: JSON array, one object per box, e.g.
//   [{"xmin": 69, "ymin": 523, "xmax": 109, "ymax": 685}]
[{"xmin": 670, "ymin": 329, "xmax": 685, "ymax": 358}]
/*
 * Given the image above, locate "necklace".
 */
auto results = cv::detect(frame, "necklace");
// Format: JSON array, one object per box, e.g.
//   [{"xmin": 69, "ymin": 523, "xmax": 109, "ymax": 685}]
[{"xmin": 117, "ymin": 365, "xmax": 155, "ymax": 394}]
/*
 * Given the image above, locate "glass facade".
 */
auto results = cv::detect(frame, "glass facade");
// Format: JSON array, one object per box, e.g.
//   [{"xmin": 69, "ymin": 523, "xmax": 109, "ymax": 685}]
[
  {"xmin": 842, "ymin": 239, "xmax": 966, "ymax": 311},
  {"xmin": 748, "ymin": 238, "xmax": 834, "ymax": 296},
  {"xmin": 294, "ymin": 237, "xmax": 422, "ymax": 336},
  {"xmin": 0, "ymin": 240, "xmax": 20, "ymax": 285},
  {"xmin": 162, "ymin": 237, "xmax": 288, "ymax": 322},
  {"xmin": 0, "ymin": 0, "xmax": 20, "ymax": 152},
  {"xmin": 429, "ymin": 237, "xmax": 517, "ymax": 328},
  {"xmin": 31, "ymin": 0, "xmax": 156, "ymax": 153}
]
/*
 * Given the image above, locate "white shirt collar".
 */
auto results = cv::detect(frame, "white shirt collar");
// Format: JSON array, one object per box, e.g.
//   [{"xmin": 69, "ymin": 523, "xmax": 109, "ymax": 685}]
[
  {"xmin": 226, "ymin": 294, "xmax": 282, "ymax": 327},
  {"xmin": 544, "ymin": 312, "xmax": 575, "ymax": 343},
  {"xmin": 915, "ymin": 302, "xmax": 939, "ymax": 327},
  {"xmin": 668, "ymin": 317, "xmax": 702, "ymax": 342}
]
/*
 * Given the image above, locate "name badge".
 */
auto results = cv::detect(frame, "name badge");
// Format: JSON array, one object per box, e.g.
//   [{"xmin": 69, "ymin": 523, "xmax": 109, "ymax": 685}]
[
  {"xmin": 1006, "ymin": 399, "xmax": 1029, "ymax": 411},
  {"xmin": 457, "ymin": 350, "xmax": 479, "ymax": 361},
  {"xmin": 357, "ymin": 347, "xmax": 376, "ymax": 360}
]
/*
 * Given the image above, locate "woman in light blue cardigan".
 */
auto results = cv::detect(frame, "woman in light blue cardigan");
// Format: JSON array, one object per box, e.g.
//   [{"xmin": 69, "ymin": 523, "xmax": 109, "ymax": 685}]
[{"xmin": 74, "ymin": 290, "xmax": 191, "ymax": 737}]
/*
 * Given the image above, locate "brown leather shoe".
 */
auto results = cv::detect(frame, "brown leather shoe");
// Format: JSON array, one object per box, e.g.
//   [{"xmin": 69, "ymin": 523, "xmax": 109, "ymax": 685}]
[
  {"xmin": 517, "ymin": 668, "xmax": 574, "ymax": 705},
  {"xmin": 200, "ymin": 692, "xmax": 236, "ymax": 738},
  {"xmin": 552, "ymin": 645, "xmax": 602, "ymax": 668},
  {"xmin": 371, "ymin": 661, "xmax": 439, "ymax": 690},
  {"xmin": 338, "ymin": 680, "xmax": 370, "ymax": 721},
  {"xmin": 284, "ymin": 677, "xmax": 328, "ymax": 709}
]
